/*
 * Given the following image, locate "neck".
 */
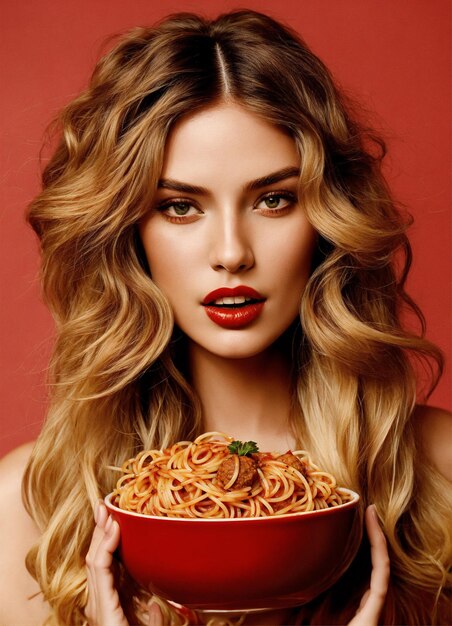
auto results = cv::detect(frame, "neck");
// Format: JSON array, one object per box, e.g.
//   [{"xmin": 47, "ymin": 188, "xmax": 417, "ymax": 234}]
[{"xmin": 187, "ymin": 341, "xmax": 298, "ymax": 452}]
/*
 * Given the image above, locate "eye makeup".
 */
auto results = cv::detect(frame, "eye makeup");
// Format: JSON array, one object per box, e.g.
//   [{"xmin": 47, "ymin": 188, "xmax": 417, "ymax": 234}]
[{"xmin": 155, "ymin": 189, "xmax": 298, "ymax": 223}]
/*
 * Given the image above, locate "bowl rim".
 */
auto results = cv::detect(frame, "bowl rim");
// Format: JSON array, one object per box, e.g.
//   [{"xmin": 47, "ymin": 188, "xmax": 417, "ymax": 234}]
[{"xmin": 104, "ymin": 487, "xmax": 360, "ymax": 522}]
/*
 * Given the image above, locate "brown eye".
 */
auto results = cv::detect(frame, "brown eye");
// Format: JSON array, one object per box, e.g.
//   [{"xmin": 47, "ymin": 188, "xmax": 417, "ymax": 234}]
[{"xmin": 255, "ymin": 191, "xmax": 296, "ymax": 212}]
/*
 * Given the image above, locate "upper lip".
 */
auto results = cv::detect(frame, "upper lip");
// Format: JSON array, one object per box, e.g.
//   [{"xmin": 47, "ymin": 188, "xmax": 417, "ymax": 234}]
[{"xmin": 202, "ymin": 286, "xmax": 265, "ymax": 305}]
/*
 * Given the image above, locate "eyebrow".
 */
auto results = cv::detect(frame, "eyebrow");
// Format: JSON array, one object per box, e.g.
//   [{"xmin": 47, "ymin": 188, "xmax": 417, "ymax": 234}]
[{"xmin": 157, "ymin": 166, "xmax": 300, "ymax": 195}]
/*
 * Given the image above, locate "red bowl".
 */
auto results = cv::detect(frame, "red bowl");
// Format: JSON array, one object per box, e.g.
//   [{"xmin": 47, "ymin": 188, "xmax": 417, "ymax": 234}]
[{"xmin": 105, "ymin": 489, "xmax": 361, "ymax": 612}]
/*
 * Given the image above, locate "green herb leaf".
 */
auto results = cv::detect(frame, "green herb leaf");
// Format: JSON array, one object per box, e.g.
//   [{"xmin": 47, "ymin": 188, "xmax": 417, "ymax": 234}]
[{"xmin": 228, "ymin": 440, "xmax": 259, "ymax": 456}]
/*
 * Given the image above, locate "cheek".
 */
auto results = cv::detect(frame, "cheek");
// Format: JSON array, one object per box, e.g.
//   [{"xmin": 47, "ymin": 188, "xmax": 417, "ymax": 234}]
[
  {"xmin": 139, "ymin": 224, "xmax": 205, "ymax": 313},
  {"xmin": 139, "ymin": 223, "xmax": 180, "ymax": 283},
  {"xmin": 266, "ymin": 227, "xmax": 317, "ymax": 288}
]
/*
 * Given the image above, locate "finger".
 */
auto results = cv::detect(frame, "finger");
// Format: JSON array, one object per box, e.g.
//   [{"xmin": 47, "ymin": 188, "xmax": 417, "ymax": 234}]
[
  {"xmin": 148, "ymin": 601, "xmax": 164, "ymax": 626},
  {"xmin": 350, "ymin": 505, "xmax": 390, "ymax": 625},
  {"xmin": 93, "ymin": 518, "xmax": 123, "ymax": 606},
  {"xmin": 86, "ymin": 503, "xmax": 109, "ymax": 566},
  {"xmin": 86, "ymin": 509, "xmax": 123, "ymax": 625},
  {"xmin": 92, "ymin": 516, "xmax": 120, "ymax": 576},
  {"xmin": 356, "ymin": 588, "xmax": 370, "ymax": 612},
  {"xmin": 86, "ymin": 502, "xmax": 108, "ymax": 622},
  {"xmin": 86, "ymin": 503, "xmax": 109, "ymax": 588},
  {"xmin": 366, "ymin": 505, "xmax": 390, "ymax": 597},
  {"xmin": 85, "ymin": 569, "xmax": 96, "ymax": 624},
  {"xmin": 89, "ymin": 518, "xmax": 128, "ymax": 626}
]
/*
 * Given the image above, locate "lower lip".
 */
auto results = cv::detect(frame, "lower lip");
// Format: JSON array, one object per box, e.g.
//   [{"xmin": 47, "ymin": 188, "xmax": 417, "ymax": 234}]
[{"xmin": 203, "ymin": 302, "xmax": 265, "ymax": 329}]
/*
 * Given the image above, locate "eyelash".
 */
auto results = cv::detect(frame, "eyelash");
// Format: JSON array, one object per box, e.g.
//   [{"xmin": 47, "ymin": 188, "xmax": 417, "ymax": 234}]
[
  {"xmin": 156, "ymin": 190, "xmax": 297, "ymax": 223},
  {"xmin": 156, "ymin": 200, "xmax": 200, "ymax": 223},
  {"xmin": 257, "ymin": 191, "xmax": 297, "ymax": 215}
]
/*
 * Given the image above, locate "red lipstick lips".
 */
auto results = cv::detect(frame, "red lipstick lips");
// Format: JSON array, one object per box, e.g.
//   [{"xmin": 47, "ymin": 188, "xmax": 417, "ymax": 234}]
[{"xmin": 202, "ymin": 286, "xmax": 266, "ymax": 329}]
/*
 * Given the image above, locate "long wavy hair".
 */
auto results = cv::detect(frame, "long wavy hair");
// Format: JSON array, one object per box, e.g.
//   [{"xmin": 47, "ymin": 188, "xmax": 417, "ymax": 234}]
[{"xmin": 23, "ymin": 9, "xmax": 450, "ymax": 626}]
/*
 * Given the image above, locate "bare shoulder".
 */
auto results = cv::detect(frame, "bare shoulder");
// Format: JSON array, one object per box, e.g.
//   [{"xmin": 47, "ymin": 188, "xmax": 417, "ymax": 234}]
[
  {"xmin": 0, "ymin": 441, "xmax": 37, "ymax": 525},
  {"xmin": 414, "ymin": 404, "xmax": 452, "ymax": 482},
  {"xmin": 0, "ymin": 440, "xmax": 35, "ymax": 480},
  {"xmin": 0, "ymin": 442, "xmax": 49, "ymax": 625},
  {"xmin": 0, "ymin": 441, "xmax": 37, "ymax": 522}
]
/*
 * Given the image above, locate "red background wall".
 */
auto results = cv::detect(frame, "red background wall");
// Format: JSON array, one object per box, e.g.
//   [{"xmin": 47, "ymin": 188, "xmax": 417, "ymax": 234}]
[{"xmin": 1, "ymin": 0, "xmax": 450, "ymax": 457}]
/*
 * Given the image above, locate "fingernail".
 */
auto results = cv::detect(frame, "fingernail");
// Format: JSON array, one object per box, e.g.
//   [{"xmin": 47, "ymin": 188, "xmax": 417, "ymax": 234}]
[
  {"xmin": 97, "ymin": 502, "xmax": 106, "ymax": 525},
  {"xmin": 105, "ymin": 515, "xmax": 113, "ymax": 532},
  {"xmin": 95, "ymin": 497, "xmax": 105, "ymax": 522},
  {"xmin": 369, "ymin": 503, "xmax": 379, "ymax": 522},
  {"xmin": 148, "ymin": 601, "xmax": 162, "ymax": 626}
]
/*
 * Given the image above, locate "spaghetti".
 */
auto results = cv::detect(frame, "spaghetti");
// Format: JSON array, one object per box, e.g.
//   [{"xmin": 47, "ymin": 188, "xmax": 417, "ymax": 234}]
[{"xmin": 110, "ymin": 432, "xmax": 352, "ymax": 518}]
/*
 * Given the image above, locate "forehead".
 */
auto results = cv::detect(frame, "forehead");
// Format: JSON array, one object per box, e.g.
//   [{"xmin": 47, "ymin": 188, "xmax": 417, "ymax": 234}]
[{"xmin": 160, "ymin": 102, "xmax": 300, "ymax": 188}]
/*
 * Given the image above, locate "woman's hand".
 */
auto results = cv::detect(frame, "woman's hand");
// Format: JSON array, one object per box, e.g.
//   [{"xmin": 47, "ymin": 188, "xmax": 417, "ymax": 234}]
[
  {"xmin": 131, "ymin": 504, "xmax": 391, "ymax": 626},
  {"xmin": 347, "ymin": 504, "xmax": 390, "ymax": 626},
  {"xmin": 85, "ymin": 503, "xmax": 389, "ymax": 626},
  {"xmin": 84, "ymin": 501, "xmax": 129, "ymax": 626},
  {"xmin": 85, "ymin": 501, "xmax": 161, "ymax": 626}
]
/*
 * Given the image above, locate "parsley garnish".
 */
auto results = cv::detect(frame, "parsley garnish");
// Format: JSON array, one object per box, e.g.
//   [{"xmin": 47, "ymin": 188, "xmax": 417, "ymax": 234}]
[{"xmin": 228, "ymin": 440, "xmax": 259, "ymax": 456}]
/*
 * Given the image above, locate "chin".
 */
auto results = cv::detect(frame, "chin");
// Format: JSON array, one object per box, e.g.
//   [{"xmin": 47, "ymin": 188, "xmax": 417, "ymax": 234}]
[
  {"xmin": 208, "ymin": 344, "xmax": 271, "ymax": 360},
  {"xmin": 190, "ymin": 328, "xmax": 290, "ymax": 360}
]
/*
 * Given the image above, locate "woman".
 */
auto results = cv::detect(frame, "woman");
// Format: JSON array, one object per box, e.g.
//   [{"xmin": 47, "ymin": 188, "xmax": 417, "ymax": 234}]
[{"xmin": 0, "ymin": 9, "xmax": 450, "ymax": 626}]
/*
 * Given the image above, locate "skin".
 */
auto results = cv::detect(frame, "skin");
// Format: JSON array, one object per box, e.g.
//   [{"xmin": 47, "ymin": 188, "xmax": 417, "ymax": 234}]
[
  {"xmin": 139, "ymin": 103, "xmax": 316, "ymax": 362},
  {"xmin": 139, "ymin": 102, "xmax": 317, "ymax": 452},
  {"xmin": 0, "ymin": 102, "xmax": 450, "ymax": 625}
]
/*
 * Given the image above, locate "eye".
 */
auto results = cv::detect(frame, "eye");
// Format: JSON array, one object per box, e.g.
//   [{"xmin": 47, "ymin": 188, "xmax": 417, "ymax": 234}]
[
  {"xmin": 159, "ymin": 200, "xmax": 200, "ymax": 217},
  {"xmin": 255, "ymin": 191, "xmax": 297, "ymax": 213},
  {"xmin": 155, "ymin": 199, "xmax": 203, "ymax": 223}
]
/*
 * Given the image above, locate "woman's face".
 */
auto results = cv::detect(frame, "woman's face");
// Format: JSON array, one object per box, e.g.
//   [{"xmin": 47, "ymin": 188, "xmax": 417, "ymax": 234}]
[{"xmin": 139, "ymin": 102, "xmax": 316, "ymax": 359}]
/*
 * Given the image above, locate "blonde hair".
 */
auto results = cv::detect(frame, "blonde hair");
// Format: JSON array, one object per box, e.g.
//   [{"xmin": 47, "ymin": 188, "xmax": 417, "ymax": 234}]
[{"xmin": 23, "ymin": 9, "xmax": 450, "ymax": 625}]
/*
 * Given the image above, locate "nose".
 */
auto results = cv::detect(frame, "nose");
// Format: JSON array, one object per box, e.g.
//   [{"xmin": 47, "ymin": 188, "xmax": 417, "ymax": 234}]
[{"xmin": 209, "ymin": 212, "xmax": 255, "ymax": 273}]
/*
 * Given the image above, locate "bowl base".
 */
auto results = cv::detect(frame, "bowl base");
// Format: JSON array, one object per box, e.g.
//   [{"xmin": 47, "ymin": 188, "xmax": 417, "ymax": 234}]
[
  {"xmin": 196, "ymin": 608, "xmax": 272, "ymax": 615},
  {"xmin": 168, "ymin": 601, "xmax": 272, "ymax": 615}
]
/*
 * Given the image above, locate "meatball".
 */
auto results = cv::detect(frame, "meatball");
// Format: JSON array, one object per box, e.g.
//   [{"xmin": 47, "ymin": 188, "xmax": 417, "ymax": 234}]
[
  {"xmin": 217, "ymin": 455, "xmax": 258, "ymax": 490},
  {"xmin": 277, "ymin": 452, "xmax": 308, "ymax": 476}
]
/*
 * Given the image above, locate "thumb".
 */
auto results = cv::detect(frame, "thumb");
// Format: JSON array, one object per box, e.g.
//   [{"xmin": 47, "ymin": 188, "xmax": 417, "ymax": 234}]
[{"xmin": 148, "ymin": 600, "xmax": 164, "ymax": 626}]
